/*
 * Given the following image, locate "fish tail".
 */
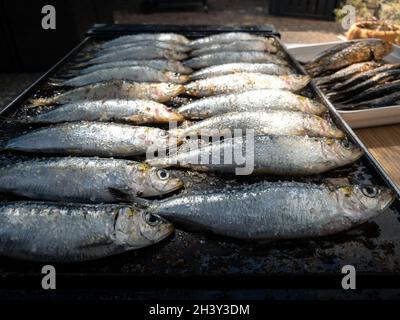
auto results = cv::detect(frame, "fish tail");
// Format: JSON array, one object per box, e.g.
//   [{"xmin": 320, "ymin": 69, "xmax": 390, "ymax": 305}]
[{"xmin": 301, "ymin": 75, "xmax": 312, "ymax": 86}]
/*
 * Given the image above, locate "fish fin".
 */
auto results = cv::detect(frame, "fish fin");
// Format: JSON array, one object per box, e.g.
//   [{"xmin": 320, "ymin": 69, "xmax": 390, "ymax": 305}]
[{"xmin": 108, "ymin": 187, "xmax": 134, "ymax": 202}]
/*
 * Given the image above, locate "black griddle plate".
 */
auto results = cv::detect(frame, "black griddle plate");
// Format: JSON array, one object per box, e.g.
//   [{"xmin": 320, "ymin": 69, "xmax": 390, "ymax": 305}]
[{"xmin": 0, "ymin": 25, "xmax": 399, "ymax": 300}]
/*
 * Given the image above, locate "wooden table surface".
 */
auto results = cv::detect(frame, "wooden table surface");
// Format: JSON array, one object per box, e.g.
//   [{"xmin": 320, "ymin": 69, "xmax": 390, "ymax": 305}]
[{"xmin": 355, "ymin": 124, "xmax": 400, "ymax": 188}]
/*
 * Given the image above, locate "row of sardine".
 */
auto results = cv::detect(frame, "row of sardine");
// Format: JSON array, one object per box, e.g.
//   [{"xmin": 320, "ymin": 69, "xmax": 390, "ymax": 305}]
[
  {"xmin": 0, "ymin": 181, "xmax": 394, "ymax": 261},
  {"xmin": 51, "ymin": 32, "xmax": 285, "ymax": 87}
]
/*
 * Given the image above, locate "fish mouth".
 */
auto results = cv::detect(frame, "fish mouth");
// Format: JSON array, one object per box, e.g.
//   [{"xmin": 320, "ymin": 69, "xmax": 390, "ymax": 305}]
[
  {"xmin": 172, "ymin": 84, "xmax": 186, "ymax": 96},
  {"xmin": 178, "ymin": 75, "xmax": 190, "ymax": 83},
  {"xmin": 155, "ymin": 176, "xmax": 184, "ymax": 194},
  {"xmin": 350, "ymin": 147, "xmax": 364, "ymax": 161},
  {"xmin": 294, "ymin": 75, "xmax": 311, "ymax": 91},
  {"xmin": 162, "ymin": 110, "xmax": 185, "ymax": 123},
  {"xmin": 314, "ymin": 102, "xmax": 328, "ymax": 115},
  {"xmin": 169, "ymin": 178, "xmax": 184, "ymax": 191},
  {"xmin": 166, "ymin": 224, "xmax": 175, "ymax": 236},
  {"xmin": 145, "ymin": 215, "xmax": 174, "ymax": 243},
  {"xmin": 342, "ymin": 146, "xmax": 364, "ymax": 162},
  {"xmin": 379, "ymin": 188, "xmax": 396, "ymax": 211},
  {"xmin": 330, "ymin": 128, "xmax": 345, "ymax": 139}
]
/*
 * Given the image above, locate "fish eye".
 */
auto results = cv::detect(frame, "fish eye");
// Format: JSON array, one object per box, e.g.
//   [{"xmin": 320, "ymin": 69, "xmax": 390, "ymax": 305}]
[
  {"xmin": 361, "ymin": 186, "xmax": 378, "ymax": 198},
  {"xmin": 157, "ymin": 169, "xmax": 169, "ymax": 180},
  {"xmin": 341, "ymin": 140, "xmax": 352, "ymax": 149},
  {"xmin": 145, "ymin": 213, "xmax": 161, "ymax": 226},
  {"xmin": 174, "ymin": 72, "xmax": 179, "ymax": 77}
]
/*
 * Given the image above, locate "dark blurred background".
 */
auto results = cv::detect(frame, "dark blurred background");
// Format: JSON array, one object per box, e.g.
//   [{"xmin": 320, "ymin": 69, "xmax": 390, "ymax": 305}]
[
  {"xmin": 0, "ymin": 0, "xmax": 342, "ymax": 72},
  {"xmin": 0, "ymin": 0, "xmax": 342, "ymax": 108}
]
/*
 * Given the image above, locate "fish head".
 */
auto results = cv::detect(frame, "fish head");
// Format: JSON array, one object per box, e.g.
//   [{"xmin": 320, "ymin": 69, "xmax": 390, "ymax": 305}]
[
  {"xmin": 335, "ymin": 185, "xmax": 395, "ymax": 221},
  {"xmin": 128, "ymin": 103, "xmax": 184, "ymax": 124},
  {"xmin": 137, "ymin": 163, "xmax": 183, "ymax": 196},
  {"xmin": 156, "ymin": 105, "xmax": 185, "ymax": 123},
  {"xmin": 282, "ymin": 75, "xmax": 311, "ymax": 92},
  {"xmin": 115, "ymin": 206, "xmax": 174, "ymax": 248},
  {"xmin": 301, "ymin": 97, "xmax": 327, "ymax": 115},
  {"xmin": 371, "ymin": 40, "xmax": 392, "ymax": 60},
  {"xmin": 170, "ymin": 61, "xmax": 193, "ymax": 74},
  {"xmin": 304, "ymin": 115, "xmax": 345, "ymax": 139},
  {"xmin": 158, "ymin": 83, "xmax": 185, "ymax": 97},
  {"xmin": 323, "ymin": 138, "xmax": 364, "ymax": 164},
  {"xmin": 167, "ymin": 72, "xmax": 190, "ymax": 84}
]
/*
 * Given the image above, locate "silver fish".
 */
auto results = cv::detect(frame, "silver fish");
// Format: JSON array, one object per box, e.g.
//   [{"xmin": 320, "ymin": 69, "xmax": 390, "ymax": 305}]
[
  {"xmin": 26, "ymin": 99, "xmax": 184, "ymax": 124},
  {"xmin": 0, "ymin": 158, "xmax": 183, "ymax": 202},
  {"xmin": 171, "ymin": 111, "xmax": 344, "ymax": 140},
  {"xmin": 188, "ymin": 32, "xmax": 276, "ymax": 49},
  {"xmin": 147, "ymin": 135, "xmax": 363, "ymax": 175},
  {"xmin": 185, "ymin": 73, "xmax": 311, "ymax": 97},
  {"xmin": 87, "ymin": 46, "xmax": 187, "ymax": 65},
  {"xmin": 0, "ymin": 202, "xmax": 173, "ymax": 262},
  {"xmin": 184, "ymin": 51, "xmax": 288, "ymax": 69},
  {"xmin": 315, "ymin": 61, "xmax": 381, "ymax": 86},
  {"xmin": 177, "ymin": 89, "xmax": 326, "ymax": 119},
  {"xmin": 99, "ymin": 40, "xmax": 190, "ymax": 54},
  {"xmin": 2, "ymin": 122, "xmax": 170, "ymax": 157},
  {"xmin": 189, "ymin": 62, "xmax": 293, "ymax": 80},
  {"xmin": 102, "ymin": 33, "xmax": 190, "ymax": 49},
  {"xmin": 136, "ymin": 182, "xmax": 394, "ymax": 240},
  {"xmin": 56, "ymin": 66, "xmax": 189, "ymax": 87},
  {"xmin": 71, "ymin": 60, "xmax": 193, "ymax": 75},
  {"xmin": 190, "ymin": 40, "xmax": 277, "ymax": 56},
  {"xmin": 29, "ymin": 81, "xmax": 185, "ymax": 106}
]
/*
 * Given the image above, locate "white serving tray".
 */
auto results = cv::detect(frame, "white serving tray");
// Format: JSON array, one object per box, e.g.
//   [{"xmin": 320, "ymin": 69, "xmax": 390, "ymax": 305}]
[{"xmin": 286, "ymin": 41, "xmax": 400, "ymax": 129}]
